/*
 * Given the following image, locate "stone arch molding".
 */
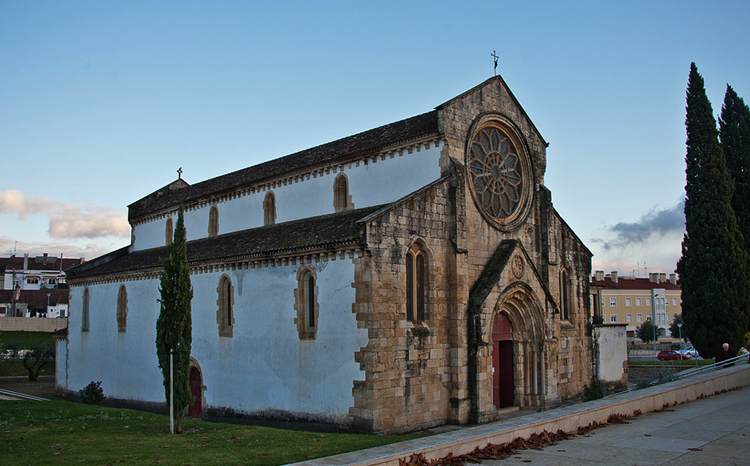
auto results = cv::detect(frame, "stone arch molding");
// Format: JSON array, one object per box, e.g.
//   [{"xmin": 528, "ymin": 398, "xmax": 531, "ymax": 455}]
[
  {"xmin": 486, "ymin": 282, "xmax": 547, "ymax": 342},
  {"xmin": 472, "ymin": 282, "xmax": 550, "ymax": 415}
]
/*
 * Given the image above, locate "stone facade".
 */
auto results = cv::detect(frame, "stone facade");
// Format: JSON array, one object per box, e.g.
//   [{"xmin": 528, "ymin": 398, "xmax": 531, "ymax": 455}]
[{"xmin": 64, "ymin": 76, "xmax": 593, "ymax": 434}]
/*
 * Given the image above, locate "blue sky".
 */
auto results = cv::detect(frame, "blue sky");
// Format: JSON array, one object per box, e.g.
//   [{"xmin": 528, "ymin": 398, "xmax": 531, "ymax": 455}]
[{"xmin": 1, "ymin": 1, "xmax": 748, "ymax": 276}]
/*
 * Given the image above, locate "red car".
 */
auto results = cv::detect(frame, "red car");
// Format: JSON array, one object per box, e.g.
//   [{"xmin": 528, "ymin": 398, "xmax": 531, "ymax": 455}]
[{"xmin": 657, "ymin": 350, "xmax": 692, "ymax": 361}]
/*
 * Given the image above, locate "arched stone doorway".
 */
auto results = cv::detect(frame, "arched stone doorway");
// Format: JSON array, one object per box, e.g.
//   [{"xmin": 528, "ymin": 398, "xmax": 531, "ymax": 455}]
[
  {"xmin": 490, "ymin": 284, "xmax": 548, "ymax": 410},
  {"xmin": 188, "ymin": 365, "xmax": 203, "ymax": 418},
  {"xmin": 492, "ymin": 313, "xmax": 514, "ymax": 408}
]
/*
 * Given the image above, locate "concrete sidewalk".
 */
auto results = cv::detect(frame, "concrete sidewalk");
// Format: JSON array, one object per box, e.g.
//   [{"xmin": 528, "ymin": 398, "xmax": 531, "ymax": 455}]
[
  {"xmin": 483, "ymin": 385, "xmax": 750, "ymax": 465},
  {"xmin": 292, "ymin": 364, "xmax": 750, "ymax": 466}
]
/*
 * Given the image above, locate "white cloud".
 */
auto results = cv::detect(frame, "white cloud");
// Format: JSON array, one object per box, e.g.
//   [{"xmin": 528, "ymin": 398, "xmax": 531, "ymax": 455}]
[
  {"xmin": 0, "ymin": 190, "xmax": 130, "ymax": 239},
  {"xmin": 590, "ymin": 198, "xmax": 685, "ymax": 275}
]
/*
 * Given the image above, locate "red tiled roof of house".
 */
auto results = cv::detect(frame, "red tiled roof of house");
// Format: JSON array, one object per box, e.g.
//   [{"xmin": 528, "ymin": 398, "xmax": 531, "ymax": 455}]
[
  {"xmin": 591, "ymin": 276, "xmax": 680, "ymax": 291},
  {"xmin": 1, "ymin": 256, "xmax": 83, "ymax": 273}
]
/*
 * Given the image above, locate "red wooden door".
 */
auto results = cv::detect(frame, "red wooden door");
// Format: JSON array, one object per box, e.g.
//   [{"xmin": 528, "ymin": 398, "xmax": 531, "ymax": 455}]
[
  {"xmin": 492, "ymin": 313, "xmax": 514, "ymax": 409},
  {"xmin": 188, "ymin": 367, "xmax": 202, "ymax": 418}
]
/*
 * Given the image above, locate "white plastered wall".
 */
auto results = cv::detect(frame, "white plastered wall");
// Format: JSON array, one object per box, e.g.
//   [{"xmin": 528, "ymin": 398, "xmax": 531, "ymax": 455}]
[
  {"xmin": 67, "ymin": 258, "xmax": 366, "ymax": 421},
  {"xmin": 131, "ymin": 142, "xmax": 442, "ymax": 251}
]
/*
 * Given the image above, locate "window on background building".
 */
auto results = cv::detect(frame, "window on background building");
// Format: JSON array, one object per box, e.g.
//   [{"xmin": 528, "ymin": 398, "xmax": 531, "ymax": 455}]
[
  {"xmin": 264, "ymin": 192, "xmax": 276, "ymax": 226},
  {"xmin": 333, "ymin": 174, "xmax": 353, "ymax": 212},
  {"xmin": 27, "ymin": 277, "xmax": 39, "ymax": 284},
  {"xmin": 672, "ymin": 298, "xmax": 678, "ymax": 306},
  {"xmin": 626, "ymin": 314, "xmax": 632, "ymax": 323},
  {"xmin": 166, "ymin": 217, "xmax": 173, "ymax": 245},
  {"xmin": 294, "ymin": 267, "xmax": 318, "ymax": 340},
  {"xmin": 609, "ymin": 297, "xmax": 617, "ymax": 307},
  {"xmin": 116, "ymin": 285, "xmax": 128, "ymax": 332},
  {"xmin": 646, "ymin": 315, "xmax": 652, "ymax": 321},
  {"xmin": 217, "ymin": 275, "xmax": 234, "ymax": 337},
  {"xmin": 610, "ymin": 314, "xmax": 617, "ymax": 323},
  {"xmin": 625, "ymin": 298, "xmax": 631, "ymax": 307},
  {"xmin": 645, "ymin": 298, "xmax": 651, "ymax": 306},
  {"xmin": 81, "ymin": 287, "xmax": 90, "ymax": 332},
  {"xmin": 406, "ymin": 243, "xmax": 428, "ymax": 322},
  {"xmin": 208, "ymin": 206, "xmax": 219, "ymax": 237},
  {"xmin": 636, "ymin": 297, "xmax": 642, "ymax": 306},
  {"xmin": 601, "ymin": 298, "xmax": 605, "ymax": 308},
  {"xmin": 637, "ymin": 313, "xmax": 642, "ymax": 323}
]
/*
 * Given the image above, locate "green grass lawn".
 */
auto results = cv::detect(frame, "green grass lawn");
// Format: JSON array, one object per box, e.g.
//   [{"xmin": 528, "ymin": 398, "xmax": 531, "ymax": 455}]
[
  {"xmin": 0, "ymin": 400, "xmax": 419, "ymax": 465},
  {"xmin": 0, "ymin": 331, "xmax": 55, "ymax": 348}
]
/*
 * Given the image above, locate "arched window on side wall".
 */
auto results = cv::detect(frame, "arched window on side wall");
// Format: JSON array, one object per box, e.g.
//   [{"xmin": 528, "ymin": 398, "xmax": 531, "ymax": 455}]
[
  {"xmin": 559, "ymin": 269, "xmax": 570, "ymax": 321},
  {"xmin": 406, "ymin": 243, "xmax": 427, "ymax": 322},
  {"xmin": 166, "ymin": 217, "xmax": 173, "ymax": 245},
  {"xmin": 264, "ymin": 192, "xmax": 276, "ymax": 226},
  {"xmin": 294, "ymin": 267, "xmax": 318, "ymax": 340},
  {"xmin": 333, "ymin": 174, "xmax": 353, "ymax": 212},
  {"xmin": 217, "ymin": 275, "xmax": 234, "ymax": 337},
  {"xmin": 117, "ymin": 284, "xmax": 128, "ymax": 332},
  {"xmin": 208, "ymin": 206, "xmax": 219, "ymax": 237},
  {"xmin": 81, "ymin": 287, "xmax": 90, "ymax": 332}
]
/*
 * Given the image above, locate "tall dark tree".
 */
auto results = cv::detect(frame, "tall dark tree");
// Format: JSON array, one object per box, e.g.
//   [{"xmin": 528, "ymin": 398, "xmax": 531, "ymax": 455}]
[
  {"xmin": 669, "ymin": 314, "xmax": 686, "ymax": 341},
  {"xmin": 676, "ymin": 63, "xmax": 750, "ymax": 359},
  {"xmin": 156, "ymin": 204, "xmax": 193, "ymax": 433},
  {"xmin": 719, "ymin": 85, "xmax": 750, "ymax": 258}
]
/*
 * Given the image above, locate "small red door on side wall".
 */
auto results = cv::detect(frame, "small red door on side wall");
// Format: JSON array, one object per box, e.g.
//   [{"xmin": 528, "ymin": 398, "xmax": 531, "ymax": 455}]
[
  {"xmin": 492, "ymin": 313, "xmax": 514, "ymax": 409},
  {"xmin": 188, "ymin": 367, "xmax": 202, "ymax": 418}
]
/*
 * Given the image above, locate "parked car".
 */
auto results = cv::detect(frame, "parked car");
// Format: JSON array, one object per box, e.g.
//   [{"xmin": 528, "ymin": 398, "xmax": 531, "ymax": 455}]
[
  {"xmin": 678, "ymin": 346, "xmax": 699, "ymax": 358},
  {"xmin": 657, "ymin": 350, "xmax": 692, "ymax": 361}
]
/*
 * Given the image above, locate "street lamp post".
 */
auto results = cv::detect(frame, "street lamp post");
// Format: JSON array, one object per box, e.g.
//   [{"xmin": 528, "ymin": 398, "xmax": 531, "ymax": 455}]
[
  {"xmin": 678, "ymin": 323, "xmax": 683, "ymax": 353},
  {"xmin": 652, "ymin": 292, "xmax": 659, "ymax": 357}
]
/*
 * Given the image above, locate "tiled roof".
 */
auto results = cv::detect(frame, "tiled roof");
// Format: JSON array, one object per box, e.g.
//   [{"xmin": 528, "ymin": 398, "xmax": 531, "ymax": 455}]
[
  {"xmin": 0, "ymin": 289, "xmax": 70, "ymax": 307},
  {"xmin": 0, "ymin": 256, "xmax": 83, "ymax": 273},
  {"xmin": 591, "ymin": 277, "xmax": 681, "ymax": 291},
  {"xmin": 128, "ymin": 111, "xmax": 439, "ymax": 220},
  {"xmin": 69, "ymin": 205, "xmax": 386, "ymax": 280}
]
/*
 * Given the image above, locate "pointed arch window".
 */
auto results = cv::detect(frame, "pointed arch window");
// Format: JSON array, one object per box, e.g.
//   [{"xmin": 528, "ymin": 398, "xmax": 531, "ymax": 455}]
[
  {"xmin": 116, "ymin": 284, "xmax": 128, "ymax": 332},
  {"xmin": 166, "ymin": 217, "xmax": 173, "ymax": 245},
  {"xmin": 81, "ymin": 287, "xmax": 90, "ymax": 332},
  {"xmin": 294, "ymin": 267, "xmax": 318, "ymax": 340},
  {"xmin": 217, "ymin": 275, "xmax": 234, "ymax": 337},
  {"xmin": 559, "ymin": 269, "xmax": 570, "ymax": 321},
  {"xmin": 406, "ymin": 244, "xmax": 427, "ymax": 322},
  {"xmin": 333, "ymin": 174, "xmax": 353, "ymax": 212},
  {"xmin": 264, "ymin": 191, "xmax": 276, "ymax": 226},
  {"xmin": 208, "ymin": 206, "xmax": 219, "ymax": 237}
]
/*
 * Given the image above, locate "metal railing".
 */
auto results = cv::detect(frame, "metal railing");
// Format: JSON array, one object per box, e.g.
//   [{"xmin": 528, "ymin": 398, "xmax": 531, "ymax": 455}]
[{"xmin": 606, "ymin": 353, "xmax": 748, "ymax": 399}]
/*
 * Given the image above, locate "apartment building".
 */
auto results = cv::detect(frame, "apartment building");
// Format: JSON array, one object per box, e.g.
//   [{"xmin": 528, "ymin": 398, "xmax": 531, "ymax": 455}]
[{"xmin": 590, "ymin": 270, "xmax": 682, "ymax": 339}]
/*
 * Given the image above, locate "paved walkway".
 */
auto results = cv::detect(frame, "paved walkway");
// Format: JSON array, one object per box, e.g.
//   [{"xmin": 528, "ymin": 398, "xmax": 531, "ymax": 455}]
[{"xmin": 483, "ymin": 385, "xmax": 750, "ymax": 466}]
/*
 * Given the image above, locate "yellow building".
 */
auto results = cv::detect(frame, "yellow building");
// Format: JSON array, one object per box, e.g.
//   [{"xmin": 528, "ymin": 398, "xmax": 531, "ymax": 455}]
[{"xmin": 590, "ymin": 271, "xmax": 682, "ymax": 339}]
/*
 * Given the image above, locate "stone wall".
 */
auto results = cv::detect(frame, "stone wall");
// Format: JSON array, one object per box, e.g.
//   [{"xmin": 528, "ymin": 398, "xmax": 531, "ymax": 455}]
[
  {"xmin": 352, "ymin": 178, "xmax": 457, "ymax": 433},
  {"xmin": 593, "ymin": 324, "xmax": 628, "ymax": 385},
  {"xmin": 0, "ymin": 316, "xmax": 68, "ymax": 332}
]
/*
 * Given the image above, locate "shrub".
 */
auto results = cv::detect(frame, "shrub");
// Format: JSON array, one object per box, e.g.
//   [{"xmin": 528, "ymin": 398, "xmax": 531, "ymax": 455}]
[
  {"xmin": 582, "ymin": 379, "xmax": 605, "ymax": 401},
  {"xmin": 80, "ymin": 381, "xmax": 104, "ymax": 405}
]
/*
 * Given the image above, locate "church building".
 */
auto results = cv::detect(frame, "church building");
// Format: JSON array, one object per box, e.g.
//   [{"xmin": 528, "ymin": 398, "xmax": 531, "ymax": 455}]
[{"xmin": 64, "ymin": 76, "xmax": 593, "ymax": 433}]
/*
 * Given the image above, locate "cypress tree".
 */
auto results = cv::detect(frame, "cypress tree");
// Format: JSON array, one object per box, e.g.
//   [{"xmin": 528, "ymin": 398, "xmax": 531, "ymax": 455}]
[
  {"xmin": 719, "ymin": 85, "xmax": 750, "ymax": 255},
  {"xmin": 676, "ymin": 63, "xmax": 749, "ymax": 359},
  {"xmin": 156, "ymin": 204, "xmax": 193, "ymax": 433}
]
